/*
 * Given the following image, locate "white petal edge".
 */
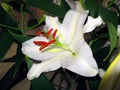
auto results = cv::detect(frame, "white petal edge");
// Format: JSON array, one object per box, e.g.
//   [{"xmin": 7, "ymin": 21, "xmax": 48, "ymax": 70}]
[
  {"xmin": 83, "ymin": 16, "xmax": 104, "ymax": 33},
  {"xmin": 65, "ymin": 0, "xmax": 76, "ymax": 9},
  {"xmin": 98, "ymin": 69, "xmax": 105, "ymax": 78},
  {"xmin": 27, "ymin": 52, "xmax": 69, "ymax": 80},
  {"xmin": 27, "ymin": 60, "xmax": 60, "ymax": 80}
]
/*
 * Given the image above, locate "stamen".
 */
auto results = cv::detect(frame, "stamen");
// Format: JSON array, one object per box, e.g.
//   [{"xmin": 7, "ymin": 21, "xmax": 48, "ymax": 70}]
[
  {"xmin": 33, "ymin": 41, "xmax": 47, "ymax": 45},
  {"xmin": 40, "ymin": 39, "xmax": 56, "ymax": 51},
  {"xmin": 48, "ymin": 28, "xmax": 53, "ymax": 35},
  {"xmin": 36, "ymin": 31, "xmax": 46, "ymax": 37},
  {"xmin": 36, "ymin": 31, "xmax": 43, "ymax": 35},
  {"xmin": 52, "ymin": 29, "xmax": 57, "ymax": 39},
  {"xmin": 34, "ymin": 28, "xmax": 58, "ymax": 51}
]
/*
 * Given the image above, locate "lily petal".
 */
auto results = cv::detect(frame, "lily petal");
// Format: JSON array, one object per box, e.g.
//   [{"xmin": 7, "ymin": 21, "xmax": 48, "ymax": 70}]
[
  {"xmin": 61, "ymin": 10, "xmax": 88, "ymax": 43},
  {"xmin": 27, "ymin": 59, "xmax": 61, "ymax": 80},
  {"xmin": 65, "ymin": 39, "xmax": 98, "ymax": 76},
  {"xmin": 45, "ymin": 16, "xmax": 65, "ymax": 43},
  {"xmin": 27, "ymin": 52, "xmax": 70, "ymax": 80},
  {"xmin": 22, "ymin": 36, "xmax": 63, "ymax": 61},
  {"xmin": 72, "ymin": 10, "xmax": 89, "ymax": 41},
  {"xmin": 66, "ymin": 57, "xmax": 98, "ymax": 77},
  {"xmin": 46, "ymin": 16, "xmax": 61, "ymax": 30},
  {"xmin": 83, "ymin": 16, "xmax": 104, "ymax": 33}
]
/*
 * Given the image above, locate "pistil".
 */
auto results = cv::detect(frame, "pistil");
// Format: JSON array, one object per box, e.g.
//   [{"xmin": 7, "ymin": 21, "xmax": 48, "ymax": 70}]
[{"xmin": 52, "ymin": 29, "xmax": 57, "ymax": 39}]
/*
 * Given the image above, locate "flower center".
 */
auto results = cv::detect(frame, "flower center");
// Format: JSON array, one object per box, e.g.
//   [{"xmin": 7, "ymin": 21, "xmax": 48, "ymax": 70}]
[
  {"xmin": 33, "ymin": 28, "xmax": 57, "ymax": 51},
  {"xmin": 33, "ymin": 28, "xmax": 75, "ymax": 55},
  {"xmin": 72, "ymin": 52, "xmax": 76, "ymax": 55}
]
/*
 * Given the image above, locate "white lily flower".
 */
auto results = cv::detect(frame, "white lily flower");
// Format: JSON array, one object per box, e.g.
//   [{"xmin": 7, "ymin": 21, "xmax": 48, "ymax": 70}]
[{"xmin": 22, "ymin": 9, "xmax": 103, "ymax": 80}]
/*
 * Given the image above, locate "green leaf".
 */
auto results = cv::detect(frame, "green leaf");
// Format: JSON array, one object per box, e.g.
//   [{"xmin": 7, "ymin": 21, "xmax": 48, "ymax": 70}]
[
  {"xmin": 25, "ymin": 55, "xmax": 34, "ymax": 69},
  {"xmin": 1, "ymin": 2, "xmax": 16, "ymax": 21},
  {"xmin": 98, "ymin": 54, "xmax": 120, "ymax": 90},
  {"xmin": 26, "ymin": 0, "xmax": 67, "ymax": 18},
  {"xmin": 30, "ymin": 74, "xmax": 55, "ymax": 90},
  {"xmin": 88, "ymin": 79, "xmax": 100, "ymax": 90},
  {"xmin": 0, "ymin": 5, "xmax": 19, "ymax": 61},
  {"xmin": 99, "ymin": 6, "xmax": 118, "ymax": 27},
  {"xmin": 105, "ymin": 23, "xmax": 117, "ymax": 60},
  {"xmin": 0, "ymin": 30, "xmax": 13, "ymax": 61},
  {"xmin": 60, "ymin": 0, "xmax": 70, "ymax": 11},
  {"xmin": 2, "ymin": 0, "xmax": 16, "ymax": 3},
  {"xmin": 84, "ymin": 0, "xmax": 99, "ymax": 17},
  {"xmin": 9, "ymin": 30, "xmax": 32, "ymax": 43},
  {"xmin": 107, "ymin": 0, "xmax": 116, "ymax": 8},
  {"xmin": 91, "ymin": 39, "xmax": 107, "ymax": 52},
  {"xmin": 0, "ymin": 6, "xmax": 17, "ymax": 28},
  {"xmin": 99, "ymin": 6, "xmax": 118, "ymax": 61},
  {"xmin": 94, "ymin": 46, "xmax": 109, "ymax": 68}
]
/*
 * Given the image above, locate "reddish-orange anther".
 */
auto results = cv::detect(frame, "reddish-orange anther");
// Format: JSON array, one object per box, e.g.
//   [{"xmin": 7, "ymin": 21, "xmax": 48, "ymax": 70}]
[
  {"xmin": 34, "ymin": 28, "xmax": 57, "ymax": 51},
  {"xmin": 48, "ymin": 28, "xmax": 53, "ymax": 35},
  {"xmin": 39, "ymin": 39, "xmax": 56, "ymax": 51},
  {"xmin": 36, "ymin": 31, "xmax": 42, "ymax": 35},
  {"xmin": 36, "ymin": 31, "xmax": 46, "ymax": 37},
  {"xmin": 33, "ymin": 41, "xmax": 47, "ymax": 45},
  {"xmin": 52, "ymin": 29, "xmax": 57, "ymax": 39}
]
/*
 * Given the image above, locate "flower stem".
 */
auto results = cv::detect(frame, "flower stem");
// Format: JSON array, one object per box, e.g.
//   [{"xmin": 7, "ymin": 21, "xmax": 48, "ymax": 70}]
[{"xmin": 0, "ymin": 23, "xmax": 19, "ymax": 30}]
